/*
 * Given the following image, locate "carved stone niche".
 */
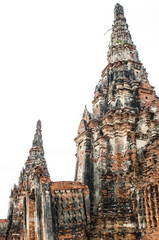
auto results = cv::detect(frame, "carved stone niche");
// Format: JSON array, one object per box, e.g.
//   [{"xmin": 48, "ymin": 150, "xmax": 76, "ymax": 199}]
[{"xmin": 29, "ymin": 189, "xmax": 35, "ymax": 200}]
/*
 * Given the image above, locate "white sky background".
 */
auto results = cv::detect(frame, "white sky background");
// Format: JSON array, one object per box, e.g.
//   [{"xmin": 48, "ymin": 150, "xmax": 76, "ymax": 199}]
[{"xmin": 0, "ymin": 0, "xmax": 159, "ymax": 218}]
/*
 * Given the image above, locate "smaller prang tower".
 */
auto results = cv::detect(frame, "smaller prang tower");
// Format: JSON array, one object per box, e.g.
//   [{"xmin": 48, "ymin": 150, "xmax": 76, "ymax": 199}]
[
  {"xmin": 75, "ymin": 3, "xmax": 159, "ymax": 240},
  {"xmin": 0, "ymin": 120, "xmax": 90, "ymax": 240}
]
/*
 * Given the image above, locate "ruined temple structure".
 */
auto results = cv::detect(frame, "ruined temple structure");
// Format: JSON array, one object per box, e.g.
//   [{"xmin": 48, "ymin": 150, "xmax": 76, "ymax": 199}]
[{"xmin": 0, "ymin": 3, "xmax": 159, "ymax": 240}]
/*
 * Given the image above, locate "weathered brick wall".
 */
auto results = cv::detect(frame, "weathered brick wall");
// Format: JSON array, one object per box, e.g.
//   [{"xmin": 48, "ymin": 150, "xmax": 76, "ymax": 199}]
[
  {"xmin": 0, "ymin": 220, "xmax": 8, "ymax": 239},
  {"xmin": 50, "ymin": 181, "xmax": 90, "ymax": 239}
]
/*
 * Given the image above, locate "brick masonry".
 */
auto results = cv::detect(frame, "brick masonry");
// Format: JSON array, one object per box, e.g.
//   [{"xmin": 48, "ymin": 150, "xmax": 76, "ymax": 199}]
[{"xmin": 0, "ymin": 3, "xmax": 159, "ymax": 240}]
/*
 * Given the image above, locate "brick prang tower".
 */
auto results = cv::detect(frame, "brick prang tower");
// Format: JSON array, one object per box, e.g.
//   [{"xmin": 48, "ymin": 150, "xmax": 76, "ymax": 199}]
[{"xmin": 75, "ymin": 3, "xmax": 159, "ymax": 239}]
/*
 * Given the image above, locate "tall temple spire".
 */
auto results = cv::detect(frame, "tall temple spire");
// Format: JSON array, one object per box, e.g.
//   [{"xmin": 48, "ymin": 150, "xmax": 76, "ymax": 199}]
[
  {"xmin": 25, "ymin": 120, "xmax": 47, "ymax": 170},
  {"xmin": 92, "ymin": 4, "xmax": 144, "ymax": 117},
  {"xmin": 32, "ymin": 119, "xmax": 43, "ymax": 148},
  {"xmin": 107, "ymin": 3, "xmax": 138, "ymax": 64}
]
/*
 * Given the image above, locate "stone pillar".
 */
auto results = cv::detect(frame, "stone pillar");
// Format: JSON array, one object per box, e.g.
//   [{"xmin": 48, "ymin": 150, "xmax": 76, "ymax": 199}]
[
  {"xmin": 34, "ymin": 176, "xmax": 43, "ymax": 240},
  {"xmin": 41, "ymin": 183, "xmax": 55, "ymax": 240},
  {"xmin": 148, "ymin": 185, "xmax": 156, "ymax": 228},
  {"xmin": 153, "ymin": 185, "xmax": 159, "ymax": 224},
  {"xmin": 144, "ymin": 187, "xmax": 151, "ymax": 229}
]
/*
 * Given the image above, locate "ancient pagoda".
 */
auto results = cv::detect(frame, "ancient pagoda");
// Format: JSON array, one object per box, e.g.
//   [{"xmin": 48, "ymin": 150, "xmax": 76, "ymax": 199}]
[{"xmin": 0, "ymin": 3, "xmax": 159, "ymax": 240}]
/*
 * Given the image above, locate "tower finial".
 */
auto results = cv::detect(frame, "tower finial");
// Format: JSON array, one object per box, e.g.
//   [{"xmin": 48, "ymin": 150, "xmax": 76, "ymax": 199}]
[
  {"xmin": 114, "ymin": 3, "xmax": 125, "ymax": 21},
  {"xmin": 107, "ymin": 3, "xmax": 136, "ymax": 63},
  {"xmin": 32, "ymin": 120, "xmax": 43, "ymax": 148}
]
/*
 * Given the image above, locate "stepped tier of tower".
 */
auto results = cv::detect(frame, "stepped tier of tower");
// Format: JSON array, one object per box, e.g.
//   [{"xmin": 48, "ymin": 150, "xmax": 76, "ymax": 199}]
[{"xmin": 0, "ymin": 3, "xmax": 159, "ymax": 240}]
